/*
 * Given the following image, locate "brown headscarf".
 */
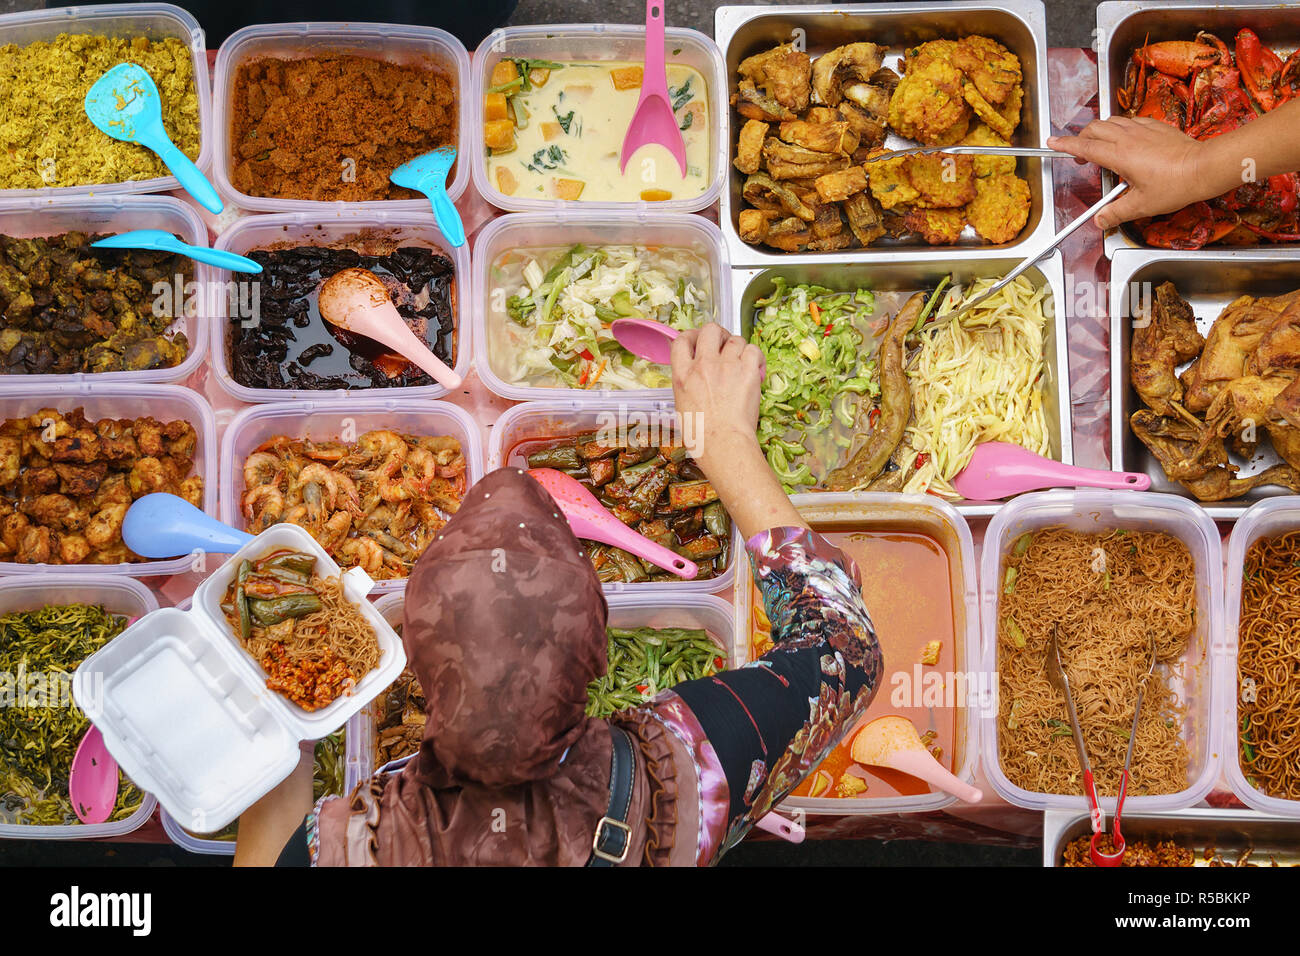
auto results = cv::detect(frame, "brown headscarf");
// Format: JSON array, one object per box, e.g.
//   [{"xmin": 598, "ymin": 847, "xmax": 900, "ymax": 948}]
[{"xmin": 314, "ymin": 467, "xmax": 619, "ymax": 866}]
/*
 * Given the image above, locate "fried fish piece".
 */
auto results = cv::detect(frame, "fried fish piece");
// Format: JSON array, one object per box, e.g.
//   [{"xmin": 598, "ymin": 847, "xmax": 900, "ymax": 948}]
[
  {"xmin": 763, "ymin": 217, "xmax": 812, "ymax": 252},
  {"xmin": 965, "ymin": 172, "xmax": 1030, "ymax": 243},
  {"xmin": 906, "ymin": 153, "xmax": 976, "ymax": 208},
  {"xmin": 733, "ymin": 119, "xmax": 769, "ymax": 174},
  {"xmin": 903, "ymin": 207, "xmax": 967, "ymax": 244},
  {"xmin": 733, "ymin": 81, "xmax": 796, "ymax": 122},
  {"xmin": 738, "ymin": 208, "xmax": 774, "ymax": 244},
  {"xmin": 738, "ymin": 43, "xmax": 812, "ymax": 112},
  {"xmin": 811, "ymin": 42, "xmax": 885, "ymax": 106},
  {"xmin": 814, "ymin": 165, "xmax": 868, "ymax": 203},
  {"xmin": 843, "ymin": 192, "xmax": 886, "ymax": 246},
  {"xmin": 777, "ymin": 119, "xmax": 858, "ymax": 155}
]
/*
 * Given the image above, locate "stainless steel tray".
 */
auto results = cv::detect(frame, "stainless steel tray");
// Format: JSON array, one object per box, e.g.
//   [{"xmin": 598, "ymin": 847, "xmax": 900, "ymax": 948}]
[
  {"xmin": 1109, "ymin": 248, "xmax": 1300, "ymax": 519},
  {"xmin": 1043, "ymin": 807, "xmax": 1300, "ymax": 866},
  {"xmin": 1097, "ymin": 1, "xmax": 1300, "ymax": 256},
  {"xmin": 714, "ymin": 1, "xmax": 1055, "ymax": 267},
  {"xmin": 732, "ymin": 251, "xmax": 1072, "ymax": 517}
]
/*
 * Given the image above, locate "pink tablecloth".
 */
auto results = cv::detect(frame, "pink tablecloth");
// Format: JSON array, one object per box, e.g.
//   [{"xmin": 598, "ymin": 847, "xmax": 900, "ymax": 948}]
[{"xmin": 116, "ymin": 49, "xmax": 1187, "ymax": 849}]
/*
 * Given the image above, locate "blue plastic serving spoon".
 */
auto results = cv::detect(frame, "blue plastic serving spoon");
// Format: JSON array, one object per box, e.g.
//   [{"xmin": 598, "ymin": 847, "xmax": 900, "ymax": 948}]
[
  {"xmin": 92, "ymin": 230, "xmax": 263, "ymax": 273},
  {"xmin": 390, "ymin": 147, "xmax": 464, "ymax": 247},
  {"xmin": 84, "ymin": 63, "xmax": 223, "ymax": 214},
  {"xmin": 122, "ymin": 493, "xmax": 253, "ymax": 559}
]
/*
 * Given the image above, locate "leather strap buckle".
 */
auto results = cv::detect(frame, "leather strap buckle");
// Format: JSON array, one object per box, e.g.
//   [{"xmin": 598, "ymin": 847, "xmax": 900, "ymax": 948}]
[{"xmin": 591, "ymin": 816, "xmax": 632, "ymax": 864}]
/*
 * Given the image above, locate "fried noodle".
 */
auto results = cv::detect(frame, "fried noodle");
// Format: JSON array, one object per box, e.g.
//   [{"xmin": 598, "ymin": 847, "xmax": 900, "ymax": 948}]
[{"xmin": 997, "ymin": 528, "xmax": 1194, "ymax": 796}]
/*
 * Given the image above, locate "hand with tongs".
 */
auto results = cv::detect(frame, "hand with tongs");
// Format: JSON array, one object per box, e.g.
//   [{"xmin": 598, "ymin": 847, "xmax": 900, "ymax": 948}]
[{"xmin": 1046, "ymin": 625, "xmax": 1156, "ymax": 866}]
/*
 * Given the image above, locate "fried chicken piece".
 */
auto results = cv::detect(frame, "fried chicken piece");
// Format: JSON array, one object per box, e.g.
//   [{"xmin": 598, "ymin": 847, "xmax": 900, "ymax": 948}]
[
  {"xmin": 163, "ymin": 418, "xmax": 197, "ymax": 458},
  {"xmin": 965, "ymin": 172, "xmax": 1031, "ymax": 243},
  {"xmin": 1130, "ymin": 280, "xmax": 1204, "ymax": 416},
  {"xmin": 50, "ymin": 430, "xmax": 101, "ymax": 464},
  {"xmin": 903, "ymin": 207, "xmax": 967, "ymax": 245},
  {"xmin": 811, "ymin": 42, "xmax": 885, "ymax": 107},
  {"xmin": 907, "ymin": 153, "xmax": 976, "ymax": 208},
  {"xmin": 25, "ymin": 493, "xmax": 89, "ymax": 532},
  {"xmin": 738, "ymin": 43, "xmax": 812, "ymax": 113},
  {"xmin": 17, "ymin": 524, "xmax": 52, "ymax": 564},
  {"xmin": 1203, "ymin": 374, "xmax": 1295, "ymax": 442},
  {"xmin": 1272, "ymin": 374, "xmax": 1300, "ymax": 429},
  {"xmin": 134, "ymin": 417, "xmax": 165, "ymax": 457},
  {"xmin": 1181, "ymin": 292, "xmax": 1299, "ymax": 413},
  {"xmin": 53, "ymin": 461, "xmax": 107, "ymax": 498},
  {"xmin": 887, "ymin": 57, "xmax": 971, "ymax": 146},
  {"xmin": 1130, "ymin": 409, "xmax": 1300, "ymax": 499},
  {"xmin": 951, "ymin": 35, "xmax": 1022, "ymax": 106},
  {"xmin": 18, "ymin": 466, "xmax": 58, "ymax": 499},
  {"xmin": 84, "ymin": 503, "xmax": 128, "ymax": 551},
  {"xmin": 866, "ymin": 152, "xmax": 920, "ymax": 210},
  {"xmin": 961, "ymin": 121, "xmax": 1016, "ymax": 177},
  {"xmin": 58, "ymin": 534, "xmax": 91, "ymax": 565},
  {"xmin": 92, "ymin": 472, "xmax": 133, "ymax": 510},
  {"xmin": 1247, "ymin": 298, "xmax": 1300, "ymax": 378},
  {"xmin": 128, "ymin": 457, "xmax": 170, "ymax": 496},
  {"xmin": 843, "ymin": 192, "xmax": 886, "ymax": 246},
  {"xmin": 0, "ymin": 435, "xmax": 18, "ymax": 487},
  {"xmin": 177, "ymin": 475, "xmax": 204, "ymax": 508},
  {"xmin": 734, "ymin": 119, "xmax": 768, "ymax": 174}
]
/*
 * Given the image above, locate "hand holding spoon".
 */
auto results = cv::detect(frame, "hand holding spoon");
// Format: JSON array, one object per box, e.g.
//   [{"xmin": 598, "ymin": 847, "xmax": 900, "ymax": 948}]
[{"xmin": 317, "ymin": 268, "xmax": 462, "ymax": 390}]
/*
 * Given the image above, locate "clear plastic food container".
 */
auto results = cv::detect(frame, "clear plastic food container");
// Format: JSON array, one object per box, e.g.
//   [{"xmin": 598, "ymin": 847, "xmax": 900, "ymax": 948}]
[
  {"xmin": 1221, "ymin": 497, "xmax": 1300, "ymax": 817},
  {"xmin": 208, "ymin": 210, "xmax": 471, "ymax": 403},
  {"xmin": 0, "ymin": 3, "xmax": 212, "ymax": 201},
  {"xmin": 220, "ymin": 397, "xmax": 484, "ymax": 594},
  {"xmin": 488, "ymin": 399, "xmax": 740, "ymax": 596},
  {"xmin": 0, "ymin": 574, "xmax": 158, "ymax": 840},
  {"xmin": 211, "ymin": 22, "xmax": 471, "ymax": 212},
  {"xmin": 0, "ymin": 195, "xmax": 211, "ymax": 385},
  {"xmin": 470, "ymin": 24, "xmax": 726, "ymax": 214},
  {"xmin": 0, "ymin": 382, "xmax": 218, "ymax": 578},
  {"xmin": 344, "ymin": 590, "xmax": 735, "ymax": 790},
  {"xmin": 731, "ymin": 492, "xmax": 981, "ymax": 815},
  {"xmin": 472, "ymin": 211, "xmax": 734, "ymax": 403},
  {"xmin": 979, "ymin": 489, "xmax": 1223, "ymax": 814}
]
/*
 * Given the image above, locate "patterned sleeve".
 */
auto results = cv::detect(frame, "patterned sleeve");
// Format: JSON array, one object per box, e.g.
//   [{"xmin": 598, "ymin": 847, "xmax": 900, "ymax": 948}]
[{"xmin": 638, "ymin": 526, "xmax": 882, "ymax": 864}]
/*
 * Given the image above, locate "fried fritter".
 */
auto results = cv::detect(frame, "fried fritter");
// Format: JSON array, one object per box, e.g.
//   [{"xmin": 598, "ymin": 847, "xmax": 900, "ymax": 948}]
[
  {"xmin": 903, "ymin": 207, "xmax": 967, "ymax": 245},
  {"xmin": 951, "ymin": 35, "xmax": 1022, "ymax": 106},
  {"xmin": 961, "ymin": 121, "xmax": 1017, "ymax": 177},
  {"xmin": 965, "ymin": 172, "xmax": 1030, "ymax": 244},
  {"xmin": 887, "ymin": 57, "xmax": 971, "ymax": 146},
  {"xmin": 906, "ymin": 153, "xmax": 976, "ymax": 208},
  {"xmin": 866, "ymin": 153, "xmax": 920, "ymax": 210},
  {"xmin": 964, "ymin": 77, "xmax": 1022, "ymax": 140}
]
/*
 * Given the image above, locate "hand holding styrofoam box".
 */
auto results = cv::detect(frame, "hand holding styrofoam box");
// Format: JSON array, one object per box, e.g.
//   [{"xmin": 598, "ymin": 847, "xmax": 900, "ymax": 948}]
[{"xmin": 72, "ymin": 524, "xmax": 406, "ymax": 833}]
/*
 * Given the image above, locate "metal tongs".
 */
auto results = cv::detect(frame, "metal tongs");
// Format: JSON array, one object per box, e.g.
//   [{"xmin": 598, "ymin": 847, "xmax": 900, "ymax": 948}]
[
  {"xmin": 862, "ymin": 145, "xmax": 1074, "ymax": 163},
  {"xmin": 1046, "ymin": 626, "xmax": 1157, "ymax": 867},
  {"xmin": 929, "ymin": 179, "xmax": 1130, "ymax": 328}
]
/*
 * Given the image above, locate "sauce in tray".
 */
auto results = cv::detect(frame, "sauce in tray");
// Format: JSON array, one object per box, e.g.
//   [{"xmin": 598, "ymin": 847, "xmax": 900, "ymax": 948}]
[
  {"xmin": 485, "ymin": 60, "xmax": 709, "ymax": 203},
  {"xmin": 750, "ymin": 530, "xmax": 957, "ymax": 799}
]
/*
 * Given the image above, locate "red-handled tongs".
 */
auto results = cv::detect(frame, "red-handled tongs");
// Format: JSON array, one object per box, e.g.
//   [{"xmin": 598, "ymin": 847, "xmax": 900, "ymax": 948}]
[
  {"xmin": 1045, "ymin": 626, "xmax": 1106, "ymax": 859},
  {"xmin": 1047, "ymin": 627, "xmax": 1157, "ymax": 867}
]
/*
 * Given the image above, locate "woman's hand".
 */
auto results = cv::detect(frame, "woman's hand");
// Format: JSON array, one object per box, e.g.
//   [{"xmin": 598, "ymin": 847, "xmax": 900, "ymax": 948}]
[
  {"xmin": 670, "ymin": 323, "xmax": 805, "ymax": 539},
  {"xmin": 670, "ymin": 323, "xmax": 764, "ymax": 476},
  {"xmin": 1048, "ymin": 117, "xmax": 1218, "ymax": 229}
]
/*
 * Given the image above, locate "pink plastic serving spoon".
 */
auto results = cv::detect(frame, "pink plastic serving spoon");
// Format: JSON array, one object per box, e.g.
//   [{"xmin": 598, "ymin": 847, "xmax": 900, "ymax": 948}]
[
  {"xmin": 950, "ymin": 442, "xmax": 1151, "ymax": 501},
  {"xmin": 528, "ymin": 468, "xmax": 698, "ymax": 579},
  {"xmin": 851, "ymin": 716, "xmax": 983, "ymax": 804},
  {"xmin": 611, "ymin": 318, "xmax": 767, "ymax": 377},
  {"xmin": 618, "ymin": 0, "xmax": 688, "ymax": 176},
  {"xmin": 69, "ymin": 725, "xmax": 120, "ymax": 825},
  {"xmin": 317, "ymin": 267, "xmax": 462, "ymax": 390}
]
